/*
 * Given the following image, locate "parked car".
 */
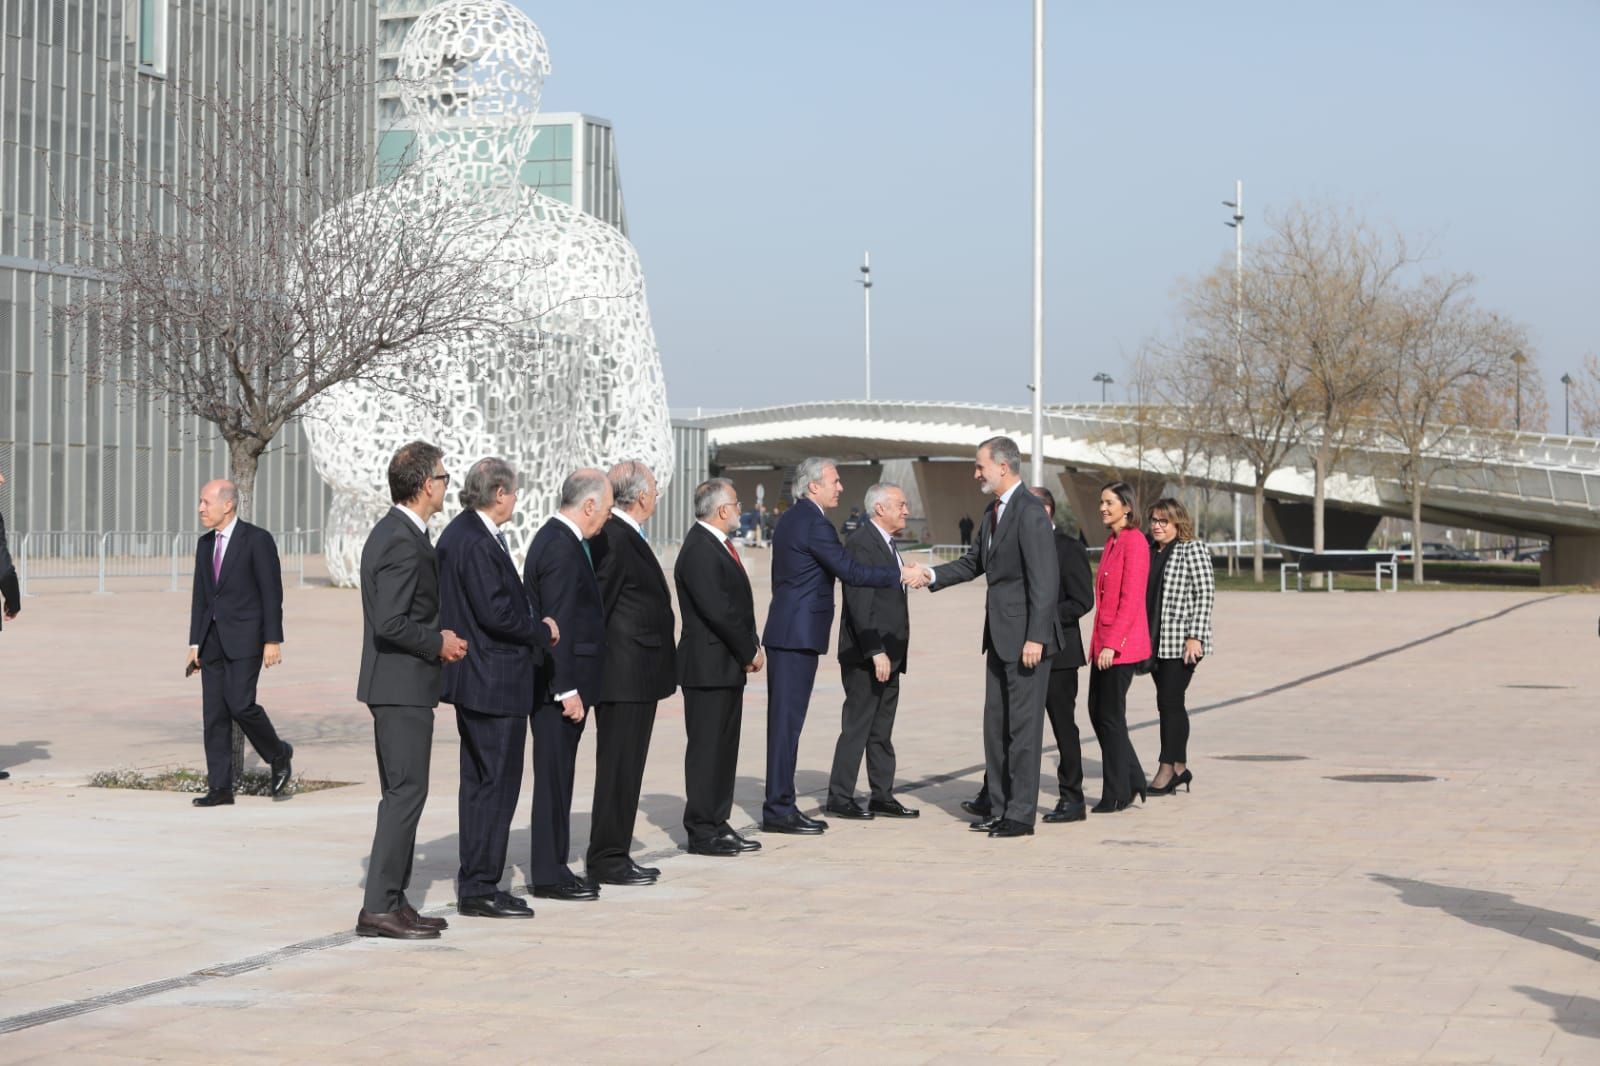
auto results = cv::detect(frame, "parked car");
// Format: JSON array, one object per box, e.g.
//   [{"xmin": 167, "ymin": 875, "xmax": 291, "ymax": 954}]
[
  {"xmin": 1513, "ymin": 546, "xmax": 1548, "ymax": 562},
  {"xmin": 1395, "ymin": 542, "xmax": 1479, "ymax": 562}
]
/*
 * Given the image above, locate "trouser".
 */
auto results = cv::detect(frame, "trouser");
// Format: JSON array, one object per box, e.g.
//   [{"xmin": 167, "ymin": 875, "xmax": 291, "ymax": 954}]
[
  {"xmin": 586, "ymin": 700, "xmax": 658, "ymax": 876},
  {"xmin": 529, "ymin": 700, "xmax": 586, "ymax": 886},
  {"xmin": 364, "ymin": 703, "xmax": 434, "ymax": 913},
  {"xmin": 982, "ymin": 649, "xmax": 1050, "ymax": 825},
  {"xmin": 199, "ymin": 629, "xmax": 286, "ymax": 793},
  {"xmin": 763, "ymin": 648, "xmax": 819, "ymax": 822},
  {"xmin": 1044, "ymin": 666, "xmax": 1084, "ymax": 804},
  {"xmin": 1151, "ymin": 657, "xmax": 1197, "ymax": 764},
  {"xmin": 682, "ymin": 686, "xmax": 744, "ymax": 845},
  {"xmin": 1087, "ymin": 662, "xmax": 1146, "ymax": 804},
  {"xmin": 454, "ymin": 707, "xmax": 528, "ymax": 900},
  {"xmin": 827, "ymin": 663, "xmax": 901, "ymax": 806}
]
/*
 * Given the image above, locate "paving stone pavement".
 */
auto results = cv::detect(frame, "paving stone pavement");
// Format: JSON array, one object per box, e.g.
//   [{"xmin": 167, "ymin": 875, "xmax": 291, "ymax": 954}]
[{"xmin": 0, "ymin": 558, "xmax": 1597, "ymax": 1063}]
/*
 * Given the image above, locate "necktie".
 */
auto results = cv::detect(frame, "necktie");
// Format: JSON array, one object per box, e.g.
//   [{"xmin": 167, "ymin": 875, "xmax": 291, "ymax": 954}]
[
  {"xmin": 495, "ymin": 531, "xmax": 511, "ymax": 555},
  {"xmin": 725, "ymin": 538, "xmax": 744, "ymax": 571},
  {"xmin": 212, "ymin": 532, "xmax": 224, "ymax": 582},
  {"xmin": 582, "ymin": 538, "xmax": 593, "ymax": 568}
]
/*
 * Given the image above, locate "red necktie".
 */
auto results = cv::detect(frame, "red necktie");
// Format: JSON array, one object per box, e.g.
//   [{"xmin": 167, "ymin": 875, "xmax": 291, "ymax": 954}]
[{"xmin": 725, "ymin": 538, "xmax": 744, "ymax": 571}]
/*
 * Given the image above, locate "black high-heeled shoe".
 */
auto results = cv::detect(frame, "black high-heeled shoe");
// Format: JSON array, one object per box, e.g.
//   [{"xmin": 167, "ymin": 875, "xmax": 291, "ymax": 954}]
[
  {"xmin": 1090, "ymin": 794, "xmax": 1137, "ymax": 814},
  {"xmin": 1171, "ymin": 769, "xmax": 1192, "ymax": 793}
]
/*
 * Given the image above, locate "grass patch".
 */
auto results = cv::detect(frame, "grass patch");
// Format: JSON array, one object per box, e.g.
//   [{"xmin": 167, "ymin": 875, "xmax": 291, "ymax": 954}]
[{"xmin": 87, "ymin": 766, "xmax": 353, "ymax": 796}]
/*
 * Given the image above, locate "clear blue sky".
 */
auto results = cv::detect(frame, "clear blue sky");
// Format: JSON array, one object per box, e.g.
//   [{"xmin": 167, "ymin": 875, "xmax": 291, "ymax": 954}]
[{"xmin": 519, "ymin": 0, "xmax": 1598, "ymax": 419}]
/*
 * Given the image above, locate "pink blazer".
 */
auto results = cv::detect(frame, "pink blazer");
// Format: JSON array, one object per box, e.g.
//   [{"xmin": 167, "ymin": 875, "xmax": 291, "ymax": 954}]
[{"xmin": 1090, "ymin": 528, "xmax": 1151, "ymax": 663}]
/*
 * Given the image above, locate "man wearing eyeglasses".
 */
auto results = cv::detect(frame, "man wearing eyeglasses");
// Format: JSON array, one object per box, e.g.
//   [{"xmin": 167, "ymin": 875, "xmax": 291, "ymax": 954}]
[{"xmin": 356, "ymin": 442, "xmax": 469, "ymax": 940}]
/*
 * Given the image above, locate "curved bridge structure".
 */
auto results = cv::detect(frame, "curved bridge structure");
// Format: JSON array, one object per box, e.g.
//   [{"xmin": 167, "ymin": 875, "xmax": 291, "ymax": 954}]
[{"xmin": 696, "ymin": 401, "xmax": 1600, "ymax": 585}]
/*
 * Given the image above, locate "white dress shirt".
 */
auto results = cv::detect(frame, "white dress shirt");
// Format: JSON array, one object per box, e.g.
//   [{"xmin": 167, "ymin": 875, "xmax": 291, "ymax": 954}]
[
  {"xmin": 393, "ymin": 503, "xmax": 429, "ymax": 535},
  {"xmin": 611, "ymin": 507, "xmax": 643, "ymax": 536}
]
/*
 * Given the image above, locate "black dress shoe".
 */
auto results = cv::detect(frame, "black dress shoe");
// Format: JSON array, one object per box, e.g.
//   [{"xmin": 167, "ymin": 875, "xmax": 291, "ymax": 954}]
[
  {"xmin": 269, "ymin": 742, "xmax": 294, "ymax": 796},
  {"xmin": 762, "ymin": 813, "xmax": 825, "ymax": 835},
  {"xmin": 496, "ymin": 891, "xmax": 533, "ymax": 912},
  {"xmin": 869, "ymin": 799, "xmax": 920, "ymax": 818},
  {"xmin": 798, "ymin": 812, "xmax": 831, "ymax": 830},
  {"xmin": 988, "ymin": 818, "xmax": 1035, "ymax": 838},
  {"xmin": 968, "ymin": 815, "xmax": 1002, "ymax": 832},
  {"xmin": 588, "ymin": 867, "xmax": 657, "ymax": 887},
  {"xmin": 960, "ymin": 799, "xmax": 992, "ymax": 818},
  {"xmin": 458, "ymin": 894, "xmax": 535, "ymax": 918},
  {"xmin": 0, "ymin": 769, "xmax": 10, "ymax": 780},
  {"xmin": 722, "ymin": 831, "xmax": 761, "ymax": 852},
  {"xmin": 630, "ymin": 860, "xmax": 662, "ymax": 878},
  {"xmin": 687, "ymin": 836, "xmax": 743, "ymax": 856},
  {"xmin": 356, "ymin": 908, "xmax": 439, "ymax": 940},
  {"xmin": 192, "ymin": 791, "xmax": 234, "ymax": 807},
  {"xmin": 823, "ymin": 800, "xmax": 874, "ymax": 820},
  {"xmin": 1042, "ymin": 800, "xmax": 1087, "ymax": 824},
  {"xmin": 532, "ymin": 881, "xmax": 600, "ymax": 902},
  {"xmin": 400, "ymin": 902, "xmax": 450, "ymax": 929}
]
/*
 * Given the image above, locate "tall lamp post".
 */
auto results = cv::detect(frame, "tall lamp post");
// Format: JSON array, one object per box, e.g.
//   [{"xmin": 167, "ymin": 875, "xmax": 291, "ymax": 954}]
[
  {"xmin": 1028, "ymin": 0, "xmax": 1045, "ymax": 486},
  {"xmin": 857, "ymin": 252, "xmax": 872, "ymax": 400},
  {"xmin": 1511, "ymin": 349, "xmax": 1527, "ymax": 431},
  {"xmin": 1223, "ymin": 181, "xmax": 1246, "ymax": 573},
  {"xmin": 1093, "ymin": 371, "xmax": 1114, "ymax": 403},
  {"xmin": 1560, "ymin": 372, "xmax": 1573, "ymax": 434}
]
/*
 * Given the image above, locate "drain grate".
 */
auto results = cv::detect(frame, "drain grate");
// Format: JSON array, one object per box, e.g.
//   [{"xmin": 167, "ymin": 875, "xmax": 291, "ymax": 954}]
[
  {"xmin": 1326, "ymin": 773, "xmax": 1437, "ymax": 783},
  {"xmin": 1215, "ymin": 754, "xmax": 1308, "ymax": 762}
]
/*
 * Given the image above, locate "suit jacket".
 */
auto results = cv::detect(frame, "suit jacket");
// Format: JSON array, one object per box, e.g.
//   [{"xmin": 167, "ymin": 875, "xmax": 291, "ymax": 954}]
[
  {"xmin": 437, "ymin": 510, "xmax": 551, "ymax": 716},
  {"xmin": 836, "ymin": 522, "xmax": 910, "ymax": 674},
  {"xmin": 357, "ymin": 508, "xmax": 445, "ymax": 707},
  {"xmin": 592, "ymin": 514, "xmax": 677, "ymax": 703},
  {"xmin": 523, "ymin": 516, "xmax": 606, "ymax": 709},
  {"xmin": 1089, "ymin": 526, "xmax": 1151, "ymax": 663},
  {"xmin": 0, "ymin": 509, "xmax": 18, "ymax": 632},
  {"xmin": 674, "ymin": 523, "xmax": 759, "ymax": 689},
  {"xmin": 1152, "ymin": 537, "xmax": 1215, "ymax": 660},
  {"xmin": 762, "ymin": 498, "xmax": 900, "ymax": 653},
  {"xmin": 931, "ymin": 485, "xmax": 1063, "ymax": 661},
  {"xmin": 188, "ymin": 520, "xmax": 284, "ymax": 660},
  {"xmin": 1052, "ymin": 529, "xmax": 1094, "ymax": 671}
]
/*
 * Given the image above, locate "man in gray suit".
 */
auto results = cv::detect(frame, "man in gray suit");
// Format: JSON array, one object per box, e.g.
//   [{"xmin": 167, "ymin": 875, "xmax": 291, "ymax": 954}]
[
  {"xmin": 921, "ymin": 436, "xmax": 1061, "ymax": 837},
  {"xmin": 356, "ymin": 441, "xmax": 468, "ymax": 940}
]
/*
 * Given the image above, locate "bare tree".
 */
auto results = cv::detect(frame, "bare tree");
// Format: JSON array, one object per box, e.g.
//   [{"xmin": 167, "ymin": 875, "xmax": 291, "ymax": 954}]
[
  {"xmin": 1251, "ymin": 207, "xmax": 1414, "ymax": 553},
  {"xmin": 1372, "ymin": 276, "xmax": 1528, "ymax": 582},
  {"xmin": 67, "ymin": 13, "xmax": 529, "ymax": 521},
  {"xmin": 1573, "ymin": 352, "xmax": 1600, "ymax": 437}
]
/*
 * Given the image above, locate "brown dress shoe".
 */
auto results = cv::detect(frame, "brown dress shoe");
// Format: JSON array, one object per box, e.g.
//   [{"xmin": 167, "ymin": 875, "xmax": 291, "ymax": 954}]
[
  {"xmin": 400, "ymin": 903, "xmax": 448, "ymax": 930},
  {"xmin": 356, "ymin": 908, "xmax": 440, "ymax": 940}
]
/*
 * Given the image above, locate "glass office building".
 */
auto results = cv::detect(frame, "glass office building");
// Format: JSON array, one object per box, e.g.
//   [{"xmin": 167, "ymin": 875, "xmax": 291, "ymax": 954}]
[{"xmin": 0, "ymin": 1, "xmax": 377, "ymax": 543}]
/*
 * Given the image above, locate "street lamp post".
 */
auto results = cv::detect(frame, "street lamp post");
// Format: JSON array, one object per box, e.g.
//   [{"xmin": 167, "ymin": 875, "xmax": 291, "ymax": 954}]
[
  {"xmin": 1028, "ymin": 0, "xmax": 1045, "ymax": 486},
  {"xmin": 1560, "ymin": 372, "xmax": 1573, "ymax": 435},
  {"xmin": 857, "ymin": 252, "xmax": 872, "ymax": 400},
  {"xmin": 1093, "ymin": 372, "xmax": 1114, "ymax": 403},
  {"xmin": 1511, "ymin": 349, "xmax": 1527, "ymax": 431},
  {"xmin": 1223, "ymin": 181, "xmax": 1245, "ymax": 574}
]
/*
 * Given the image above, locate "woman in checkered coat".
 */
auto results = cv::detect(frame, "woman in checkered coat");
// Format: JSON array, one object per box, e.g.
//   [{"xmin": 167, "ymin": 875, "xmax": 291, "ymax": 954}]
[{"xmin": 1144, "ymin": 498, "xmax": 1215, "ymax": 795}]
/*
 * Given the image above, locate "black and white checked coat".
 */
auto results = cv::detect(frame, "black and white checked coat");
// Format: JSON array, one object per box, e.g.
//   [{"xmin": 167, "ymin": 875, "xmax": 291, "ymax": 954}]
[{"xmin": 1153, "ymin": 538, "xmax": 1215, "ymax": 660}]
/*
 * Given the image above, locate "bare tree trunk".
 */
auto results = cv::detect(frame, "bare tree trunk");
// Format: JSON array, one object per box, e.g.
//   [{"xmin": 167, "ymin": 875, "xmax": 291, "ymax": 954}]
[
  {"xmin": 1410, "ymin": 469, "xmax": 1426, "ymax": 585},
  {"xmin": 1253, "ymin": 476, "xmax": 1267, "ymax": 584},
  {"xmin": 1313, "ymin": 444, "xmax": 1328, "ymax": 554},
  {"xmin": 226, "ymin": 438, "xmax": 265, "ymax": 787}
]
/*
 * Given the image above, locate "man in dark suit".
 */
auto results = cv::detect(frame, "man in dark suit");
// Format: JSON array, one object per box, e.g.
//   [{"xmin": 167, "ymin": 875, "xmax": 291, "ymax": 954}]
[
  {"xmin": 586, "ymin": 461, "xmax": 675, "ymax": 887},
  {"xmin": 0, "ymin": 472, "xmax": 18, "ymax": 781},
  {"xmin": 962, "ymin": 486, "xmax": 1095, "ymax": 825},
  {"xmin": 958, "ymin": 514, "xmax": 975, "ymax": 548},
  {"xmin": 437, "ymin": 457, "xmax": 558, "ymax": 919},
  {"xmin": 674, "ymin": 478, "xmax": 764, "ymax": 857},
  {"xmin": 356, "ymin": 441, "xmax": 468, "ymax": 940},
  {"xmin": 762, "ymin": 458, "xmax": 926, "ymax": 835},
  {"xmin": 522, "ymin": 468, "xmax": 612, "ymax": 902},
  {"xmin": 826, "ymin": 483, "xmax": 920, "ymax": 821},
  {"xmin": 185, "ymin": 479, "xmax": 293, "ymax": 807},
  {"xmin": 920, "ymin": 436, "xmax": 1063, "ymax": 837}
]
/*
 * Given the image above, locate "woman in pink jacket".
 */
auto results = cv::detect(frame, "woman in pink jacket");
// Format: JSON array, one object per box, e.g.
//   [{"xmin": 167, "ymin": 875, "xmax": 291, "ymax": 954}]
[{"xmin": 1088, "ymin": 481, "xmax": 1151, "ymax": 813}]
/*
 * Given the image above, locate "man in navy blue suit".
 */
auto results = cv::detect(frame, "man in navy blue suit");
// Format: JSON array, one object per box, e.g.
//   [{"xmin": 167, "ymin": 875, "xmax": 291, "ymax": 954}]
[
  {"xmin": 522, "ymin": 468, "xmax": 612, "ymax": 901},
  {"xmin": 185, "ymin": 479, "xmax": 294, "ymax": 807},
  {"xmin": 437, "ymin": 457, "xmax": 559, "ymax": 919},
  {"xmin": 761, "ymin": 458, "xmax": 926, "ymax": 834}
]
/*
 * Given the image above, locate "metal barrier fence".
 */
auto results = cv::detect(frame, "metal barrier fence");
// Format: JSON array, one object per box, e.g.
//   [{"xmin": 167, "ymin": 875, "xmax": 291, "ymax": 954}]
[{"xmin": 16, "ymin": 530, "xmax": 320, "ymax": 595}]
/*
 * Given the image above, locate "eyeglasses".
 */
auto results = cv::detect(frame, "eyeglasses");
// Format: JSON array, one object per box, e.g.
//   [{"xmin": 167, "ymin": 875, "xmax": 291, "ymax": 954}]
[
  {"xmin": 430, "ymin": 473, "xmax": 451, "ymax": 486},
  {"xmin": 1148, "ymin": 517, "xmax": 1171, "ymax": 527}
]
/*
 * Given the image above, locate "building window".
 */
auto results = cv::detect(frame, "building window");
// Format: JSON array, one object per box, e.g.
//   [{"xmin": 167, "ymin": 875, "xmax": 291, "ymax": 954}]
[{"xmin": 137, "ymin": 0, "xmax": 167, "ymax": 76}]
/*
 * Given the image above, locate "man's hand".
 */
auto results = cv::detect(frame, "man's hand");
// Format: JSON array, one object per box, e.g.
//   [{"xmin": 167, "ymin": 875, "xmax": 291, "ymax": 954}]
[
  {"xmin": 900, "ymin": 564, "xmax": 929, "ymax": 589},
  {"xmin": 1021, "ymin": 640, "xmax": 1044, "ymax": 670},
  {"xmin": 186, "ymin": 647, "xmax": 199, "ymax": 675},
  {"xmin": 872, "ymin": 652, "xmax": 892, "ymax": 683},
  {"xmin": 1096, "ymin": 647, "xmax": 1115, "ymax": 671},
  {"xmin": 1183, "ymin": 638, "xmax": 1203, "ymax": 665},
  {"xmin": 263, "ymin": 643, "xmax": 282, "ymax": 669},
  {"xmin": 3, "ymin": 604, "xmax": 17, "ymax": 621},
  {"xmin": 560, "ymin": 693, "xmax": 586, "ymax": 722},
  {"xmin": 746, "ymin": 647, "xmax": 766, "ymax": 674},
  {"xmin": 440, "ymin": 629, "xmax": 468, "ymax": 663},
  {"xmin": 543, "ymin": 616, "xmax": 560, "ymax": 645}
]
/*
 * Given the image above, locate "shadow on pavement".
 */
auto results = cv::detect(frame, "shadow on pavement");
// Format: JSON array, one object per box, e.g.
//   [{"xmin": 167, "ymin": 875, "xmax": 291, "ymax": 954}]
[
  {"xmin": 1370, "ymin": 874, "xmax": 1600, "ymax": 963},
  {"xmin": 1514, "ymin": 986, "xmax": 1600, "ymax": 1040},
  {"xmin": 0, "ymin": 739, "xmax": 51, "ymax": 770}
]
